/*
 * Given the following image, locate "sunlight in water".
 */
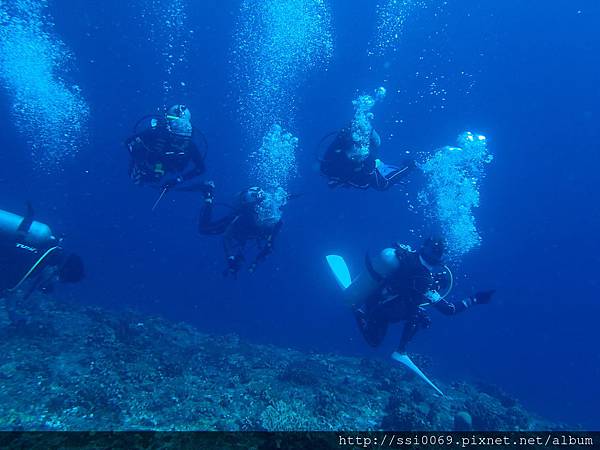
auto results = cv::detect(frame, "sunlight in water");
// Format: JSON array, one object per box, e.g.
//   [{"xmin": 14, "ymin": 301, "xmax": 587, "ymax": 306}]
[
  {"xmin": 419, "ymin": 132, "xmax": 493, "ymax": 260},
  {"xmin": 0, "ymin": 0, "xmax": 89, "ymax": 170}
]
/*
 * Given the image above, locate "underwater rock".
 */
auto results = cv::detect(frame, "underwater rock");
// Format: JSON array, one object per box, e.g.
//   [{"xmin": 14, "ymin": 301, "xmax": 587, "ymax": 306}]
[
  {"xmin": 454, "ymin": 411, "xmax": 473, "ymax": 431},
  {"xmin": 0, "ymin": 294, "xmax": 563, "ymax": 431}
]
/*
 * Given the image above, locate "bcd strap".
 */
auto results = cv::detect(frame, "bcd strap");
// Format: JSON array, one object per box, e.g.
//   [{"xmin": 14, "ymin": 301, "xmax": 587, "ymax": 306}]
[{"xmin": 365, "ymin": 253, "xmax": 384, "ymax": 284}]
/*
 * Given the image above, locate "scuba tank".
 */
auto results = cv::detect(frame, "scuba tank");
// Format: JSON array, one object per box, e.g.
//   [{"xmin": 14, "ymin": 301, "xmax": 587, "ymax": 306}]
[
  {"xmin": 343, "ymin": 248, "xmax": 400, "ymax": 307},
  {"xmin": 0, "ymin": 209, "xmax": 55, "ymax": 248}
]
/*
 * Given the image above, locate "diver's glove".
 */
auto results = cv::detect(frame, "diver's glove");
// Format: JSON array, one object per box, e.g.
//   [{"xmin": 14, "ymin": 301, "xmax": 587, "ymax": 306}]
[
  {"xmin": 472, "ymin": 290, "xmax": 495, "ymax": 304},
  {"xmin": 162, "ymin": 176, "xmax": 183, "ymax": 190}
]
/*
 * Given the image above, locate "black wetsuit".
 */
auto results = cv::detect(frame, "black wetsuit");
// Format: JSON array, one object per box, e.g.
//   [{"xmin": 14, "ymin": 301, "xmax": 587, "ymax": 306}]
[
  {"xmin": 0, "ymin": 235, "xmax": 65, "ymax": 303},
  {"xmin": 356, "ymin": 246, "xmax": 474, "ymax": 352},
  {"xmin": 199, "ymin": 199, "xmax": 282, "ymax": 274},
  {"xmin": 125, "ymin": 125, "xmax": 205, "ymax": 187},
  {"xmin": 320, "ymin": 127, "xmax": 412, "ymax": 191}
]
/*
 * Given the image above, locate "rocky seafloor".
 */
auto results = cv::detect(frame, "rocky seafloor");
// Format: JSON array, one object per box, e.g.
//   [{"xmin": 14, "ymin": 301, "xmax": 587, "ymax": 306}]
[{"xmin": 0, "ymin": 294, "xmax": 567, "ymax": 432}]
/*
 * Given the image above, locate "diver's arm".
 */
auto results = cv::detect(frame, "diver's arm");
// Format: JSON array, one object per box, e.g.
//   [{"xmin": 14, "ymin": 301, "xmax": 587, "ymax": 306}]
[
  {"xmin": 163, "ymin": 143, "xmax": 206, "ymax": 188},
  {"xmin": 433, "ymin": 290, "xmax": 495, "ymax": 315},
  {"xmin": 432, "ymin": 298, "xmax": 471, "ymax": 315},
  {"xmin": 198, "ymin": 201, "xmax": 236, "ymax": 235},
  {"xmin": 125, "ymin": 128, "xmax": 155, "ymax": 152},
  {"xmin": 181, "ymin": 143, "xmax": 206, "ymax": 181}
]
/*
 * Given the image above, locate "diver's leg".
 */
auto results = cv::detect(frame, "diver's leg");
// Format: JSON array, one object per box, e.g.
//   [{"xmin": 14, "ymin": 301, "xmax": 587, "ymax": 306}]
[
  {"xmin": 397, "ymin": 308, "xmax": 431, "ymax": 353},
  {"xmin": 223, "ymin": 232, "xmax": 246, "ymax": 277},
  {"xmin": 354, "ymin": 306, "xmax": 388, "ymax": 347},
  {"xmin": 198, "ymin": 200, "xmax": 215, "ymax": 234}
]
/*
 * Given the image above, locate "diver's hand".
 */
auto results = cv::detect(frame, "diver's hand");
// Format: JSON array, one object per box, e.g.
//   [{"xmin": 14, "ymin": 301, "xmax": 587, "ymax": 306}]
[
  {"xmin": 162, "ymin": 176, "xmax": 183, "ymax": 190},
  {"xmin": 473, "ymin": 290, "xmax": 495, "ymax": 304}
]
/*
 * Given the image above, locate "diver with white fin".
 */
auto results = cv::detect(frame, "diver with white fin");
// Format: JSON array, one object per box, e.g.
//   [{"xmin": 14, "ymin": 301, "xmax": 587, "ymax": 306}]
[
  {"xmin": 0, "ymin": 204, "xmax": 85, "ymax": 324},
  {"xmin": 326, "ymin": 237, "xmax": 494, "ymax": 396}
]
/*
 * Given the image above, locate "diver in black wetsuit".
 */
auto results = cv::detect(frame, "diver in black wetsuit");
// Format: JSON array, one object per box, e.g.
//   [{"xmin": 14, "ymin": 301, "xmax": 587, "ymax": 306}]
[
  {"xmin": 125, "ymin": 104, "xmax": 208, "ymax": 192},
  {"xmin": 352, "ymin": 238, "xmax": 494, "ymax": 354},
  {"xmin": 0, "ymin": 205, "xmax": 84, "ymax": 323},
  {"xmin": 198, "ymin": 185, "xmax": 283, "ymax": 277},
  {"xmin": 320, "ymin": 126, "xmax": 415, "ymax": 191}
]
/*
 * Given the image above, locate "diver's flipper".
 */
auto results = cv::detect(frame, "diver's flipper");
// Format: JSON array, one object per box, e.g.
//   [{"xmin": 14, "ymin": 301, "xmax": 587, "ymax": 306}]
[
  {"xmin": 391, "ymin": 352, "xmax": 445, "ymax": 397},
  {"xmin": 17, "ymin": 202, "xmax": 35, "ymax": 234},
  {"xmin": 326, "ymin": 255, "xmax": 352, "ymax": 290}
]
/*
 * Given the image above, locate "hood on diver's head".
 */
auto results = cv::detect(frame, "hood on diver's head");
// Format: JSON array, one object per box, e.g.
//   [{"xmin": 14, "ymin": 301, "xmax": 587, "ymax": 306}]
[
  {"xmin": 420, "ymin": 237, "xmax": 445, "ymax": 268},
  {"xmin": 165, "ymin": 104, "xmax": 192, "ymax": 137}
]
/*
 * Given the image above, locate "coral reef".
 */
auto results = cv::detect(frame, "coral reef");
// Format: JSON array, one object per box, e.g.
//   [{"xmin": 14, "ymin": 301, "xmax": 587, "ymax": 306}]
[{"xmin": 0, "ymin": 294, "xmax": 565, "ymax": 431}]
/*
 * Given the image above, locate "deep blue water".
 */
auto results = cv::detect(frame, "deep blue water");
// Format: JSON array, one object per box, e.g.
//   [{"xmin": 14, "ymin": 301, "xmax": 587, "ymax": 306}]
[{"xmin": 1, "ymin": 0, "xmax": 599, "ymax": 429}]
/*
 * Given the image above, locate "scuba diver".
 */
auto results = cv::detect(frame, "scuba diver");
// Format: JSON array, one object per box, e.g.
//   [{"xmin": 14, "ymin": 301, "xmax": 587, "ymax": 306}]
[
  {"xmin": 125, "ymin": 104, "xmax": 209, "ymax": 196},
  {"xmin": 326, "ymin": 237, "xmax": 493, "ymax": 395},
  {"xmin": 320, "ymin": 126, "xmax": 415, "ymax": 191},
  {"xmin": 198, "ymin": 184, "xmax": 283, "ymax": 278},
  {"xmin": 0, "ymin": 205, "xmax": 85, "ymax": 322},
  {"xmin": 350, "ymin": 238, "xmax": 493, "ymax": 353}
]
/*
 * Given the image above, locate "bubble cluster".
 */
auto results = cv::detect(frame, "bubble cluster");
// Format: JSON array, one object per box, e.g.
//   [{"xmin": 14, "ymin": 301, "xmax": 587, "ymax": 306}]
[
  {"xmin": 250, "ymin": 124, "xmax": 298, "ymax": 190},
  {"xmin": 372, "ymin": 0, "xmax": 426, "ymax": 56},
  {"xmin": 350, "ymin": 87, "xmax": 386, "ymax": 162},
  {"xmin": 0, "ymin": 0, "xmax": 89, "ymax": 169},
  {"xmin": 419, "ymin": 132, "xmax": 493, "ymax": 260},
  {"xmin": 139, "ymin": 0, "xmax": 190, "ymax": 103},
  {"xmin": 249, "ymin": 124, "xmax": 299, "ymax": 224},
  {"xmin": 256, "ymin": 186, "xmax": 289, "ymax": 227},
  {"xmin": 234, "ymin": 0, "xmax": 333, "ymax": 139}
]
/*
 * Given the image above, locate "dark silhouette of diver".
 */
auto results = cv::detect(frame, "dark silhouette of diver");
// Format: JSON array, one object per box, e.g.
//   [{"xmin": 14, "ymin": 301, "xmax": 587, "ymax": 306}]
[
  {"xmin": 349, "ymin": 238, "xmax": 494, "ymax": 354},
  {"xmin": 199, "ymin": 184, "xmax": 282, "ymax": 277},
  {"xmin": 320, "ymin": 126, "xmax": 415, "ymax": 190},
  {"xmin": 0, "ymin": 205, "xmax": 85, "ymax": 324},
  {"xmin": 125, "ymin": 104, "xmax": 208, "ymax": 193}
]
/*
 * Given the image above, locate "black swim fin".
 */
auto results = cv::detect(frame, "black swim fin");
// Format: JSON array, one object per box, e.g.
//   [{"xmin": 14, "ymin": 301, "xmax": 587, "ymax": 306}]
[{"xmin": 17, "ymin": 202, "xmax": 35, "ymax": 234}]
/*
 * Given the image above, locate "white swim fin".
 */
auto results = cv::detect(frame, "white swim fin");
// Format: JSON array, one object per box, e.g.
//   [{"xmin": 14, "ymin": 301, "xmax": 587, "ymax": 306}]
[
  {"xmin": 326, "ymin": 255, "xmax": 352, "ymax": 290},
  {"xmin": 392, "ymin": 352, "xmax": 445, "ymax": 397}
]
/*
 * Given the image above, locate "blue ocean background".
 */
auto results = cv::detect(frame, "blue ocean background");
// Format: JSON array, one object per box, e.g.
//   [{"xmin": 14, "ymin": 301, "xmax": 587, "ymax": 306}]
[{"xmin": 0, "ymin": 0, "xmax": 598, "ymax": 429}]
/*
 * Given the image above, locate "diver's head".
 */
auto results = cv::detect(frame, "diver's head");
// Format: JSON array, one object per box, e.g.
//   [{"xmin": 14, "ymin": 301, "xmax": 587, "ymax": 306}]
[
  {"xmin": 419, "ymin": 237, "xmax": 445, "ymax": 268},
  {"xmin": 241, "ymin": 187, "xmax": 266, "ymax": 206},
  {"xmin": 165, "ymin": 104, "xmax": 192, "ymax": 137},
  {"xmin": 58, "ymin": 253, "xmax": 85, "ymax": 284}
]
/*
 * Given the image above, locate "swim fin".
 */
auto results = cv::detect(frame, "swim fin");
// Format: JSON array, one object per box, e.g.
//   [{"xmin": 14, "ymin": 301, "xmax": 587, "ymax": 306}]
[
  {"xmin": 17, "ymin": 202, "xmax": 35, "ymax": 234},
  {"xmin": 326, "ymin": 255, "xmax": 352, "ymax": 290},
  {"xmin": 391, "ymin": 351, "xmax": 445, "ymax": 397}
]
